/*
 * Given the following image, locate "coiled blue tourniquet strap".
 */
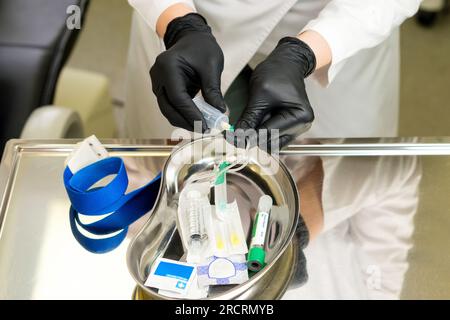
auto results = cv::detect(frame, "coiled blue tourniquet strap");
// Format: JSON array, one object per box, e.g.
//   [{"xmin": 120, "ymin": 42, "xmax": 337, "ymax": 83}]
[{"xmin": 63, "ymin": 157, "xmax": 162, "ymax": 253}]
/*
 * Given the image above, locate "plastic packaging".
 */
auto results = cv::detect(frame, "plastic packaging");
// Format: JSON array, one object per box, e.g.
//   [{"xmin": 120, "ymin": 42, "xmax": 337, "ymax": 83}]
[
  {"xmin": 145, "ymin": 258, "xmax": 196, "ymax": 295},
  {"xmin": 186, "ymin": 190, "xmax": 207, "ymax": 260},
  {"xmin": 212, "ymin": 200, "xmax": 248, "ymax": 257},
  {"xmin": 197, "ymin": 255, "xmax": 248, "ymax": 286},
  {"xmin": 193, "ymin": 96, "xmax": 231, "ymax": 131},
  {"xmin": 178, "ymin": 182, "xmax": 214, "ymax": 263},
  {"xmin": 214, "ymin": 162, "xmax": 229, "ymax": 220},
  {"xmin": 178, "ymin": 183, "xmax": 248, "ymax": 263}
]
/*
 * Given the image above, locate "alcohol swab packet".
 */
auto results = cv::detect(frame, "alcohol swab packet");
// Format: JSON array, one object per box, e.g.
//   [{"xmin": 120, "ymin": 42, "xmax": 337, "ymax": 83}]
[
  {"xmin": 145, "ymin": 258, "xmax": 196, "ymax": 295},
  {"xmin": 158, "ymin": 272, "xmax": 208, "ymax": 299}
]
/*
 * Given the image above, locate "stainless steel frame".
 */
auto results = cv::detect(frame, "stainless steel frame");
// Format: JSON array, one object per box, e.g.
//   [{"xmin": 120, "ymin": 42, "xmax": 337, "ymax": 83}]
[
  {"xmin": 3, "ymin": 137, "xmax": 450, "ymax": 232},
  {"xmin": 2, "ymin": 137, "xmax": 450, "ymax": 299}
]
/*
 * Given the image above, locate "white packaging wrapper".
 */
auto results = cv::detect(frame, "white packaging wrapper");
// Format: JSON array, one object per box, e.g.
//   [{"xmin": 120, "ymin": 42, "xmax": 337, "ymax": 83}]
[
  {"xmin": 158, "ymin": 272, "xmax": 209, "ymax": 299},
  {"xmin": 212, "ymin": 201, "xmax": 248, "ymax": 257},
  {"xmin": 197, "ymin": 255, "xmax": 249, "ymax": 286},
  {"xmin": 178, "ymin": 182, "xmax": 215, "ymax": 263}
]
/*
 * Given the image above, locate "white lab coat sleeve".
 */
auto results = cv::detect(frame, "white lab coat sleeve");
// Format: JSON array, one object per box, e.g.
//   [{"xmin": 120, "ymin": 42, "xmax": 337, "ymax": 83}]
[
  {"xmin": 302, "ymin": 0, "xmax": 421, "ymax": 85},
  {"xmin": 128, "ymin": 0, "xmax": 196, "ymax": 31}
]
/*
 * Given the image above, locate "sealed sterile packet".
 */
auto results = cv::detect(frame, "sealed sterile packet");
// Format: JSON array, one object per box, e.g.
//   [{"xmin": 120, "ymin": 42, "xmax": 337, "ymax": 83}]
[
  {"xmin": 145, "ymin": 258, "xmax": 196, "ymax": 295},
  {"xmin": 178, "ymin": 182, "xmax": 215, "ymax": 263},
  {"xmin": 211, "ymin": 201, "xmax": 248, "ymax": 257},
  {"xmin": 197, "ymin": 255, "xmax": 249, "ymax": 286},
  {"xmin": 158, "ymin": 272, "xmax": 209, "ymax": 299}
]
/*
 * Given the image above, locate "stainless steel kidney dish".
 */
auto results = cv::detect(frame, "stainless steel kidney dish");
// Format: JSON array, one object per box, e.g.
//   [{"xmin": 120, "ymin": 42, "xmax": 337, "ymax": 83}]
[{"xmin": 127, "ymin": 136, "xmax": 303, "ymax": 300}]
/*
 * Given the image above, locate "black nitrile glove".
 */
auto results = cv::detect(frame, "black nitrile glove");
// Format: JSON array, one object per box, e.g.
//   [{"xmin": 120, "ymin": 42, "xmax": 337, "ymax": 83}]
[
  {"xmin": 236, "ymin": 37, "xmax": 316, "ymax": 148},
  {"xmin": 150, "ymin": 13, "xmax": 226, "ymax": 132},
  {"xmin": 294, "ymin": 211, "xmax": 310, "ymax": 287}
]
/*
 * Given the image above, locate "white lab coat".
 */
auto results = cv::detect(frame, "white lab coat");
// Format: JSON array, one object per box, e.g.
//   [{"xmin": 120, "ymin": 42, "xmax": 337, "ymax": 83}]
[{"xmin": 125, "ymin": 0, "xmax": 421, "ymax": 139}]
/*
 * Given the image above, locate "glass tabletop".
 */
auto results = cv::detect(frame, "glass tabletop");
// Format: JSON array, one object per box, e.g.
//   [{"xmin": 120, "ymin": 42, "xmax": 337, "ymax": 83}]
[{"xmin": 1, "ymin": 138, "xmax": 450, "ymax": 300}]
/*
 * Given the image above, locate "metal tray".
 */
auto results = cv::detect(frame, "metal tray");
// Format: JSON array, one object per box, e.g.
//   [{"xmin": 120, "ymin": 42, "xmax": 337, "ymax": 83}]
[{"xmin": 1, "ymin": 138, "xmax": 450, "ymax": 299}]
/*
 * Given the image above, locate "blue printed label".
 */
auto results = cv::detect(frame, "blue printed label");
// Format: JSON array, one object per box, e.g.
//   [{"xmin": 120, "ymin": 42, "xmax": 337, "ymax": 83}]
[{"xmin": 154, "ymin": 261, "xmax": 194, "ymax": 282}]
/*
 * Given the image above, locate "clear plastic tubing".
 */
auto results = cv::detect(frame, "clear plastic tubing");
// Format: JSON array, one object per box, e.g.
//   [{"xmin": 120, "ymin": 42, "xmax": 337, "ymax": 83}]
[
  {"xmin": 214, "ymin": 162, "xmax": 229, "ymax": 220},
  {"xmin": 193, "ymin": 96, "xmax": 231, "ymax": 131}
]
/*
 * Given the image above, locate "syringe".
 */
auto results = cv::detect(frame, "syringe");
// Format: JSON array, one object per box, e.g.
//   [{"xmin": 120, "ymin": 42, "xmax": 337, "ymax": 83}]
[
  {"xmin": 193, "ymin": 96, "xmax": 231, "ymax": 131},
  {"xmin": 186, "ymin": 190, "xmax": 207, "ymax": 263}
]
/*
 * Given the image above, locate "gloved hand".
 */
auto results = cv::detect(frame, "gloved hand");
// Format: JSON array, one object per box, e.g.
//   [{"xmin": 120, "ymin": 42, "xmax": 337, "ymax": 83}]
[
  {"xmin": 294, "ymin": 210, "xmax": 310, "ymax": 288},
  {"xmin": 236, "ymin": 37, "xmax": 316, "ymax": 148},
  {"xmin": 150, "ymin": 13, "xmax": 226, "ymax": 132}
]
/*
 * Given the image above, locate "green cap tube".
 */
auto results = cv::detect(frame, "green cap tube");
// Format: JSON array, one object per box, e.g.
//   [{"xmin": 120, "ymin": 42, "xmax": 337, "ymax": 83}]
[
  {"xmin": 247, "ymin": 195, "xmax": 273, "ymax": 272},
  {"xmin": 248, "ymin": 247, "xmax": 266, "ymax": 271}
]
